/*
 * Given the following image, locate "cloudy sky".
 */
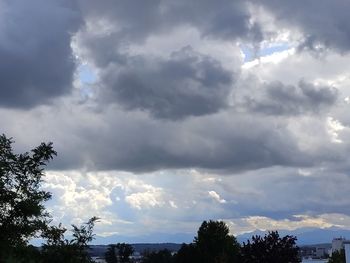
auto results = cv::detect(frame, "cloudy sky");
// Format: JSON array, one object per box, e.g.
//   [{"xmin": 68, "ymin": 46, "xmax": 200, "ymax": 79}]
[{"xmin": 2, "ymin": 0, "xmax": 350, "ymax": 243}]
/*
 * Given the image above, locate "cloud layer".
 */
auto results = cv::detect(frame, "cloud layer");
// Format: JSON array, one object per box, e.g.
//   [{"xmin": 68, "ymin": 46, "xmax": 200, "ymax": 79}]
[{"xmin": 2, "ymin": 0, "xmax": 350, "ymax": 241}]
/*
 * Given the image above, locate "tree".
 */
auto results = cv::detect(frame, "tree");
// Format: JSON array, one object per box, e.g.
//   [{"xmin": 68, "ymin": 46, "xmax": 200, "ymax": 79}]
[
  {"xmin": 0, "ymin": 134, "xmax": 56, "ymax": 261},
  {"xmin": 142, "ymin": 249, "xmax": 175, "ymax": 263},
  {"xmin": 194, "ymin": 220, "xmax": 240, "ymax": 263},
  {"xmin": 105, "ymin": 243, "xmax": 134, "ymax": 263},
  {"xmin": 175, "ymin": 220, "xmax": 240, "ymax": 263},
  {"xmin": 328, "ymin": 249, "xmax": 345, "ymax": 263},
  {"xmin": 105, "ymin": 244, "xmax": 118, "ymax": 263},
  {"xmin": 41, "ymin": 217, "xmax": 99, "ymax": 263},
  {"xmin": 241, "ymin": 231, "xmax": 300, "ymax": 263},
  {"xmin": 0, "ymin": 134, "xmax": 98, "ymax": 262},
  {"xmin": 117, "ymin": 243, "xmax": 134, "ymax": 263},
  {"xmin": 175, "ymin": 243, "xmax": 198, "ymax": 263}
]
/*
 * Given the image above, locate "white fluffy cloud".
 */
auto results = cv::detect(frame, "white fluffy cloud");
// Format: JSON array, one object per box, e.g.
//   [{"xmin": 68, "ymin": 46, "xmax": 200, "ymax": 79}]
[{"xmin": 208, "ymin": 191, "xmax": 227, "ymax": 204}]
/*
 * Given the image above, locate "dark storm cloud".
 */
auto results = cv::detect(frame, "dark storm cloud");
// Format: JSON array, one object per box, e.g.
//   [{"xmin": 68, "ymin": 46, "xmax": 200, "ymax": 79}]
[
  {"xmin": 163, "ymin": 1, "xmax": 263, "ymax": 42},
  {"xmin": 43, "ymin": 108, "xmax": 313, "ymax": 172},
  {"xmin": 0, "ymin": 0, "xmax": 345, "ymax": 175},
  {"xmin": 0, "ymin": 0, "xmax": 82, "ymax": 108},
  {"xmin": 243, "ymin": 80, "xmax": 338, "ymax": 115},
  {"xmin": 78, "ymin": 0, "xmax": 263, "ymax": 43},
  {"xmin": 76, "ymin": 0, "xmax": 264, "ymax": 119},
  {"xmin": 99, "ymin": 47, "xmax": 235, "ymax": 119},
  {"xmin": 255, "ymin": 0, "xmax": 350, "ymax": 52}
]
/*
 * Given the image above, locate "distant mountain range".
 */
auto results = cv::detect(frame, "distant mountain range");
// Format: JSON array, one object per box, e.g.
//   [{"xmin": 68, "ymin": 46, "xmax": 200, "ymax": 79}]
[
  {"xmin": 92, "ymin": 232, "xmax": 194, "ymax": 245},
  {"xmin": 237, "ymin": 227, "xmax": 350, "ymax": 245},
  {"xmin": 92, "ymin": 226, "xmax": 350, "ymax": 246}
]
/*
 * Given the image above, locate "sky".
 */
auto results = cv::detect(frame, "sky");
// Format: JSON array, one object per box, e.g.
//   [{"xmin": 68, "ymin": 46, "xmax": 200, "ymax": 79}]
[{"xmin": 2, "ymin": 0, "xmax": 350, "ymax": 244}]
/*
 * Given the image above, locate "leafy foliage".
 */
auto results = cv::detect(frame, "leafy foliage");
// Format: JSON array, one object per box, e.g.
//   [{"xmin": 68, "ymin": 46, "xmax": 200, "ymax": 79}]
[
  {"xmin": 176, "ymin": 222, "xmax": 300, "ymax": 263},
  {"xmin": 105, "ymin": 243, "xmax": 134, "ymax": 263},
  {"xmin": 195, "ymin": 220, "xmax": 241, "ymax": 263},
  {"xmin": 0, "ymin": 134, "xmax": 56, "ymax": 261},
  {"xmin": 41, "ymin": 217, "xmax": 99, "ymax": 263},
  {"xmin": 0, "ymin": 134, "xmax": 98, "ymax": 262},
  {"xmin": 175, "ymin": 243, "xmax": 198, "ymax": 263},
  {"xmin": 240, "ymin": 231, "xmax": 301, "ymax": 263},
  {"xmin": 105, "ymin": 244, "xmax": 119, "ymax": 263},
  {"xmin": 175, "ymin": 220, "xmax": 240, "ymax": 263},
  {"xmin": 117, "ymin": 243, "xmax": 134, "ymax": 263},
  {"xmin": 142, "ymin": 249, "xmax": 175, "ymax": 263},
  {"xmin": 328, "ymin": 249, "xmax": 345, "ymax": 263}
]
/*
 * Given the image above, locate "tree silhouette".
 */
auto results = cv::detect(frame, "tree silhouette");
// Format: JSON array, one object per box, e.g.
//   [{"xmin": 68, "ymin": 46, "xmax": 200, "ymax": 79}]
[
  {"xmin": 0, "ymin": 134, "xmax": 56, "ymax": 261},
  {"xmin": 195, "ymin": 220, "xmax": 240, "ymax": 263},
  {"xmin": 176, "ymin": 220, "xmax": 240, "ymax": 263},
  {"xmin": 176, "ymin": 243, "xmax": 198, "ymax": 263},
  {"xmin": 117, "ymin": 243, "xmax": 134, "ymax": 263},
  {"xmin": 241, "ymin": 231, "xmax": 300, "ymax": 263},
  {"xmin": 0, "ymin": 134, "xmax": 98, "ymax": 262},
  {"xmin": 105, "ymin": 243, "xmax": 134, "ymax": 263},
  {"xmin": 142, "ymin": 249, "xmax": 175, "ymax": 263},
  {"xmin": 328, "ymin": 249, "xmax": 345, "ymax": 263},
  {"xmin": 41, "ymin": 217, "xmax": 99, "ymax": 263},
  {"xmin": 105, "ymin": 244, "xmax": 118, "ymax": 263}
]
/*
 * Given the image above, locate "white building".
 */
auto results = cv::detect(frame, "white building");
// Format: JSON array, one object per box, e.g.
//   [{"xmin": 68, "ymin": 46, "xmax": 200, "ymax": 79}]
[
  {"xmin": 344, "ymin": 241, "xmax": 350, "ymax": 263},
  {"xmin": 315, "ymin": 247, "xmax": 327, "ymax": 258},
  {"xmin": 332, "ymin": 237, "xmax": 346, "ymax": 254},
  {"xmin": 331, "ymin": 237, "xmax": 350, "ymax": 263}
]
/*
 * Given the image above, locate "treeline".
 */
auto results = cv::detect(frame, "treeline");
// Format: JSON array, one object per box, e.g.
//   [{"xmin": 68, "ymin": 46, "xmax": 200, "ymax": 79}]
[
  {"xmin": 1, "ymin": 134, "xmax": 300, "ymax": 263},
  {"xmin": 138, "ymin": 221, "xmax": 300, "ymax": 263},
  {"xmin": 95, "ymin": 221, "xmax": 301, "ymax": 263}
]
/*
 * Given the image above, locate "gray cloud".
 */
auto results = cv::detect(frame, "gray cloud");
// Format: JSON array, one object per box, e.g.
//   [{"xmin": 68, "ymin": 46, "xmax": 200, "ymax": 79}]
[
  {"xmin": 2, "ymin": 0, "xmax": 350, "ymax": 241},
  {"xmin": 2, "ymin": 87, "xmax": 345, "ymax": 174},
  {"xmin": 78, "ymin": 0, "xmax": 263, "ymax": 43},
  {"xmin": 75, "ymin": 0, "xmax": 264, "ymax": 119},
  {"xmin": 232, "ymin": 168, "xmax": 350, "ymax": 218},
  {"xmin": 163, "ymin": 1, "xmax": 263, "ymax": 42},
  {"xmin": 255, "ymin": 0, "xmax": 350, "ymax": 52},
  {"xmin": 9, "ymin": 105, "xmax": 317, "ymax": 173},
  {"xmin": 99, "ymin": 47, "xmax": 235, "ymax": 119},
  {"xmin": 0, "ymin": 0, "xmax": 344, "ymax": 174},
  {"xmin": 242, "ymin": 80, "xmax": 338, "ymax": 115},
  {"xmin": 0, "ymin": 0, "xmax": 82, "ymax": 108}
]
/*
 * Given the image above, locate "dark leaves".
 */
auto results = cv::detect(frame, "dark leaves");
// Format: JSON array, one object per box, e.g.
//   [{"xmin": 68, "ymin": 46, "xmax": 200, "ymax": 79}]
[{"xmin": 0, "ymin": 134, "xmax": 56, "ymax": 260}]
